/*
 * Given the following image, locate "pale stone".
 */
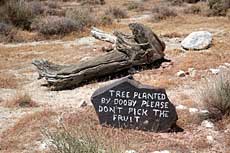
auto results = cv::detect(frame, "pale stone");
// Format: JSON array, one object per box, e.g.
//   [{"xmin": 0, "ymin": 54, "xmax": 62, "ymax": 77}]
[
  {"xmin": 201, "ymin": 120, "xmax": 214, "ymax": 129},
  {"xmin": 176, "ymin": 70, "xmax": 186, "ymax": 77},
  {"xmin": 181, "ymin": 31, "xmax": 212, "ymax": 50}
]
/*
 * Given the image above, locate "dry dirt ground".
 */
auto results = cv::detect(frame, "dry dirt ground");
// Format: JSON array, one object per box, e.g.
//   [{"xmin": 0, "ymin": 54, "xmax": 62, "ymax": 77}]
[{"xmin": 0, "ymin": 0, "xmax": 230, "ymax": 153}]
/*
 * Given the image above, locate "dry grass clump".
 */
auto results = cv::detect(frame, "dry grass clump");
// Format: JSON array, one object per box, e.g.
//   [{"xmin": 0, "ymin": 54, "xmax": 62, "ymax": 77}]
[
  {"xmin": 31, "ymin": 8, "xmax": 96, "ymax": 35},
  {"xmin": 183, "ymin": 0, "xmax": 201, "ymax": 3},
  {"xmin": 105, "ymin": 6, "xmax": 128, "ymax": 19},
  {"xmin": 77, "ymin": 0, "xmax": 105, "ymax": 5},
  {"xmin": 65, "ymin": 8, "xmax": 96, "ymax": 29},
  {"xmin": 3, "ymin": 93, "xmax": 38, "ymax": 108},
  {"xmin": 0, "ymin": 110, "xmax": 57, "ymax": 152},
  {"xmin": 45, "ymin": 108, "xmax": 125, "ymax": 153},
  {"xmin": 124, "ymin": 1, "xmax": 142, "ymax": 11},
  {"xmin": 100, "ymin": 14, "xmax": 113, "ymax": 26},
  {"xmin": 43, "ymin": 126, "xmax": 108, "ymax": 153},
  {"xmin": 31, "ymin": 16, "xmax": 77, "ymax": 35},
  {"xmin": 46, "ymin": 0, "xmax": 60, "ymax": 9},
  {"xmin": 165, "ymin": 0, "xmax": 184, "ymax": 6},
  {"xmin": 207, "ymin": 0, "xmax": 230, "ymax": 16},
  {"xmin": 184, "ymin": 5, "xmax": 202, "ymax": 14},
  {"xmin": 199, "ymin": 70, "xmax": 230, "ymax": 120},
  {"xmin": 227, "ymin": 9, "xmax": 230, "ymax": 19},
  {"xmin": 2, "ymin": 0, "xmax": 37, "ymax": 30},
  {"xmin": 151, "ymin": 5, "xmax": 177, "ymax": 22},
  {"xmin": 0, "ymin": 22, "xmax": 13, "ymax": 36},
  {"xmin": 0, "ymin": 73, "xmax": 18, "ymax": 88},
  {"xmin": 165, "ymin": 0, "xmax": 201, "ymax": 6}
]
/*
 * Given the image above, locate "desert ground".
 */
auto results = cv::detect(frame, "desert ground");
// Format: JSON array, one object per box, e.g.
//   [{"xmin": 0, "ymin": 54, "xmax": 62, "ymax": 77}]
[{"xmin": 0, "ymin": 0, "xmax": 230, "ymax": 153}]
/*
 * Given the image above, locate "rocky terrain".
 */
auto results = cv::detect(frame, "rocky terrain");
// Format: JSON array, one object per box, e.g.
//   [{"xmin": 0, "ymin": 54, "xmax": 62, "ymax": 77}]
[{"xmin": 0, "ymin": 0, "xmax": 230, "ymax": 153}]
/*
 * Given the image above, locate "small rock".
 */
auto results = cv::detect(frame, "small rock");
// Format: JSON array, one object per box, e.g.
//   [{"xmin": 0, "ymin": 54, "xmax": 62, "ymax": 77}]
[
  {"xmin": 125, "ymin": 150, "xmax": 137, "ymax": 153},
  {"xmin": 189, "ymin": 108, "xmax": 199, "ymax": 113},
  {"xmin": 209, "ymin": 68, "xmax": 220, "ymax": 75},
  {"xmin": 176, "ymin": 105, "xmax": 188, "ymax": 110},
  {"xmin": 207, "ymin": 135, "xmax": 214, "ymax": 144},
  {"xmin": 201, "ymin": 120, "xmax": 214, "ymax": 129},
  {"xmin": 176, "ymin": 70, "xmax": 186, "ymax": 77},
  {"xmin": 181, "ymin": 31, "xmax": 212, "ymax": 50}
]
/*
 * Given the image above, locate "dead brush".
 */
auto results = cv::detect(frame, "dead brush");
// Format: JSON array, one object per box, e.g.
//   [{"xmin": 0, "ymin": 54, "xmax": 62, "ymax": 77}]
[
  {"xmin": 31, "ymin": 16, "xmax": 77, "ymax": 35},
  {"xmin": 3, "ymin": 0, "xmax": 36, "ymax": 30},
  {"xmin": 151, "ymin": 4, "xmax": 177, "ymax": 22},
  {"xmin": 184, "ymin": 5, "xmax": 202, "ymax": 14},
  {"xmin": 199, "ymin": 70, "xmax": 230, "ymax": 120},
  {"xmin": 3, "ymin": 93, "xmax": 38, "ymax": 108},
  {"xmin": 207, "ymin": 0, "xmax": 230, "ymax": 16},
  {"xmin": 105, "ymin": 6, "xmax": 128, "ymax": 19},
  {"xmin": 65, "ymin": 7, "xmax": 96, "ymax": 29},
  {"xmin": 42, "ymin": 126, "xmax": 106, "ymax": 153},
  {"xmin": 42, "ymin": 119, "xmax": 122, "ymax": 153}
]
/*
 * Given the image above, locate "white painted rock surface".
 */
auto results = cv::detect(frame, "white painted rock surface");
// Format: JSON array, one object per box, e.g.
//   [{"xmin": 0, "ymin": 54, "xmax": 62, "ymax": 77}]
[{"xmin": 181, "ymin": 31, "xmax": 212, "ymax": 50}]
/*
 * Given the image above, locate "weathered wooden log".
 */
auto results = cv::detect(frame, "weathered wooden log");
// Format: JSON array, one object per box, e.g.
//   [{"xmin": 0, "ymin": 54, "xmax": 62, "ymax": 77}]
[
  {"xmin": 32, "ymin": 23, "xmax": 165, "ymax": 90},
  {"xmin": 91, "ymin": 27, "xmax": 117, "ymax": 44}
]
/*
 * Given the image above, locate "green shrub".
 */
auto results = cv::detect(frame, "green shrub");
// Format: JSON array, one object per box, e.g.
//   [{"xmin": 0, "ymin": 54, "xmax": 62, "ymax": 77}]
[
  {"xmin": 199, "ymin": 70, "xmax": 230, "ymax": 119},
  {"xmin": 151, "ymin": 5, "xmax": 177, "ymax": 22},
  {"xmin": 105, "ymin": 7, "xmax": 128, "ymax": 19},
  {"xmin": 31, "ymin": 16, "xmax": 77, "ymax": 35},
  {"xmin": 207, "ymin": 0, "xmax": 230, "ymax": 16}
]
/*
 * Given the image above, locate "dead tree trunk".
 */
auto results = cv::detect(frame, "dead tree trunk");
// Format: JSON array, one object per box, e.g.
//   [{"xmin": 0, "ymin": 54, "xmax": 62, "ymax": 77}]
[{"xmin": 32, "ymin": 23, "xmax": 165, "ymax": 90}]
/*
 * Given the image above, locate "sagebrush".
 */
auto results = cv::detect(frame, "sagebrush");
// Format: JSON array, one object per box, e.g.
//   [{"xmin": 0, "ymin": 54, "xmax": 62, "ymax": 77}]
[
  {"xmin": 199, "ymin": 70, "xmax": 230, "ymax": 119},
  {"xmin": 105, "ymin": 7, "xmax": 128, "ymax": 19},
  {"xmin": 151, "ymin": 5, "xmax": 177, "ymax": 22},
  {"xmin": 207, "ymin": 0, "xmax": 230, "ymax": 16},
  {"xmin": 31, "ymin": 16, "xmax": 77, "ymax": 35}
]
